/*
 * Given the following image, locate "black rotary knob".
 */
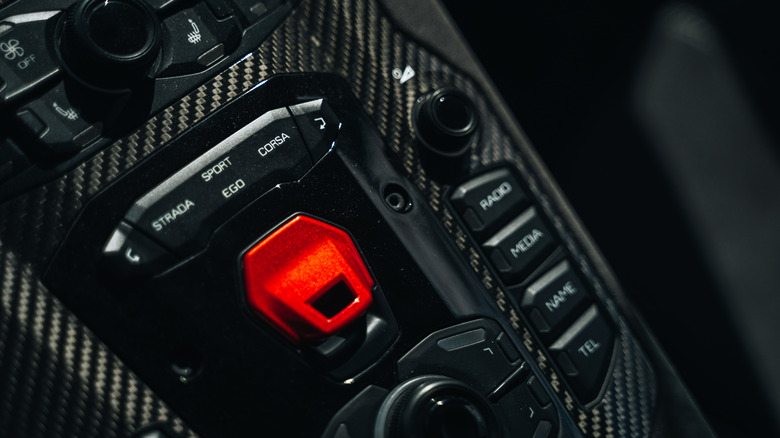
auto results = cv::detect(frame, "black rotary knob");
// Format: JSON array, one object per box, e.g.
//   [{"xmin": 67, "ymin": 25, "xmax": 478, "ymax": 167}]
[
  {"xmin": 59, "ymin": 0, "xmax": 161, "ymax": 91},
  {"xmin": 375, "ymin": 375, "xmax": 501, "ymax": 438},
  {"xmin": 413, "ymin": 89, "xmax": 479, "ymax": 157}
]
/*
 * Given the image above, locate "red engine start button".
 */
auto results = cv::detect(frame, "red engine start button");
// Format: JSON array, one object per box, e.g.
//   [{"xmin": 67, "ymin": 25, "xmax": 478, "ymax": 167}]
[{"xmin": 242, "ymin": 215, "xmax": 374, "ymax": 344}]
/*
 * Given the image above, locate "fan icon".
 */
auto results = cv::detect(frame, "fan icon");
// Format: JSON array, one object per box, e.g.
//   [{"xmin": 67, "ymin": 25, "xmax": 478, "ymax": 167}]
[{"xmin": 1, "ymin": 39, "xmax": 24, "ymax": 60}]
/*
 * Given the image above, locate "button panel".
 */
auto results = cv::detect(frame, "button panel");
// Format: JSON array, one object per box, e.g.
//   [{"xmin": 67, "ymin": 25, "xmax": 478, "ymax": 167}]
[
  {"xmin": 103, "ymin": 100, "xmax": 339, "ymax": 279},
  {"xmin": 0, "ymin": 1, "xmax": 299, "ymax": 201},
  {"xmin": 124, "ymin": 107, "xmax": 312, "ymax": 255},
  {"xmin": 449, "ymin": 166, "xmax": 615, "ymax": 405}
]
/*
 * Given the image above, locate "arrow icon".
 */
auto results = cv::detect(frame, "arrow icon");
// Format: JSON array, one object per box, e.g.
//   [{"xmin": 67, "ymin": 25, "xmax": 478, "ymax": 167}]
[
  {"xmin": 314, "ymin": 117, "xmax": 326, "ymax": 130},
  {"xmin": 529, "ymin": 407, "xmax": 535, "ymax": 418},
  {"xmin": 125, "ymin": 248, "xmax": 141, "ymax": 264}
]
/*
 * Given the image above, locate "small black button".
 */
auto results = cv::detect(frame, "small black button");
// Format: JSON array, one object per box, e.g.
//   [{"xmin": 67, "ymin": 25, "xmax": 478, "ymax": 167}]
[
  {"xmin": 124, "ymin": 107, "xmax": 311, "ymax": 256},
  {"xmin": 14, "ymin": 83, "xmax": 101, "ymax": 158},
  {"xmin": 158, "ymin": 3, "xmax": 239, "ymax": 77},
  {"xmin": 0, "ymin": 13, "xmax": 61, "ymax": 107},
  {"xmin": 332, "ymin": 424, "xmax": 351, "ymax": 438},
  {"xmin": 450, "ymin": 168, "xmax": 529, "ymax": 236},
  {"xmin": 496, "ymin": 331, "xmax": 521, "ymax": 363},
  {"xmin": 493, "ymin": 374, "xmax": 558, "ymax": 438},
  {"xmin": 204, "ymin": 0, "xmax": 235, "ymax": 19},
  {"xmin": 532, "ymin": 421, "xmax": 553, "ymax": 438},
  {"xmin": 0, "ymin": 139, "xmax": 30, "ymax": 184},
  {"xmin": 519, "ymin": 260, "xmax": 591, "ymax": 335},
  {"xmin": 527, "ymin": 375, "xmax": 551, "ymax": 408},
  {"xmin": 143, "ymin": 0, "xmax": 183, "ymax": 13},
  {"xmin": 482, "ymin": 207, "xmax": 556, "ymax": 285},
  {"xmin": 101, "ymin": 222, "xmax": 178, "ymax": 283},
  {"xmin": 232, "ymin": 0, "xmax": 281, "ymax": 23},
  {"xmin": 550, "ymin": 305, "xmax": 614, "ymax": 403},
  {"xmin": 289, "ymin": 99, "xmax": 340, "ymax": 162},
  {"xmin": 397, "ymin": 319, "xmax": 517, "ymax": 395}
]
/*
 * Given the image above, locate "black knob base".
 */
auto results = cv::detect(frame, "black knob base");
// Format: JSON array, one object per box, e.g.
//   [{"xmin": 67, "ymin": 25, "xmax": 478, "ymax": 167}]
[
  {"xmin": 59, "ymin": 0, "xmax": 162, "ymax": 92},
  {"xmin": 376, "ymin": 375, "xmax": 501, "ymax": 438}
]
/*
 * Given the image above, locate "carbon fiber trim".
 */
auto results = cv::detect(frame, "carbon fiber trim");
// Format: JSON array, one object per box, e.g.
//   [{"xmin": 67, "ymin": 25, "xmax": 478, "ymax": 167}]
[{"xmin": 0, "ymin": 0, "xmax": 656, "ymax": 436}]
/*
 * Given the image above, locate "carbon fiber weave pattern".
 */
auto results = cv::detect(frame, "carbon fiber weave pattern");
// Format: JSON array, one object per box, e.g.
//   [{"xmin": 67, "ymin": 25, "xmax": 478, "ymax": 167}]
[{"xmin": 0, "ymin": 0, "xmax": 656, "ymax": 436}]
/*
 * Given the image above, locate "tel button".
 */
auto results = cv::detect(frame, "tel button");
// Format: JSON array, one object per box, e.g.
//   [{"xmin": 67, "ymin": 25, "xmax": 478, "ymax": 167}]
[
  {"xmin": 101, "ymin": 222, "xmax": 177, "ymax": 283},
  {"xmin": 549, "ymin": 305, "xmax": 614, "ymax": 403},
  {"xmin": 450, "ymin": 168, "xmax": 529, "ymax": 236}
]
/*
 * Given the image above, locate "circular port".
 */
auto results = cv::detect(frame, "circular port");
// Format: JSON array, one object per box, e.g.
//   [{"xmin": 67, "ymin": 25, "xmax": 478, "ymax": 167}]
[{"xmin": 384, "ymin": 184, "xmax": 412, "ymax": 213}]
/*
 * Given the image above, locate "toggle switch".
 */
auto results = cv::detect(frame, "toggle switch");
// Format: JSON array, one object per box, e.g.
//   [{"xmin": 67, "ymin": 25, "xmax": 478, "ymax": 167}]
[{"xmin": 242, "ymin": 215, "xmax": 374, "ymax": 344}]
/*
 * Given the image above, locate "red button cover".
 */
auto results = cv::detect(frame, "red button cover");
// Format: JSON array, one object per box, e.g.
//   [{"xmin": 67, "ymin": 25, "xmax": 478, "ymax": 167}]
[{"xmin": 243, "ymin": 215, "xmax": 374, "ymax": 343}]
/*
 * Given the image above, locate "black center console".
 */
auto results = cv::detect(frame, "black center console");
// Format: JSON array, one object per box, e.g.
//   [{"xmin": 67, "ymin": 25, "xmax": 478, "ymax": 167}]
[{"xmin": 0, "ymin": 0, "xmax": 715, "ymax": 437}]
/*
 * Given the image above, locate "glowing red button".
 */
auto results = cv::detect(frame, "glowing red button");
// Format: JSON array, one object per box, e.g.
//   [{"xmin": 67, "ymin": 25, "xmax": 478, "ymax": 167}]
[{"xmin": 242, "ymin": 215, "xmax": 374, "ymax": 344}]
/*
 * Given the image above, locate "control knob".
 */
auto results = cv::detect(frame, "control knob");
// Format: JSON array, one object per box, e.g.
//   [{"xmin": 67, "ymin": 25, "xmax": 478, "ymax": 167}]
[
  {"xmin": 375, "ymin": 375, "xmax": 501, "ymax": 438},
  {"xmin": 59, "ymin": 0, "xmax": 162, "ymax": 91},
  {"xmin": 413, "ymin": 88, "xmax": 479, "ymax": 157}
]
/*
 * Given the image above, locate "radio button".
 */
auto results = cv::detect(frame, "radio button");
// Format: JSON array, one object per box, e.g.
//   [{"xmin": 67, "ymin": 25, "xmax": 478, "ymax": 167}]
[{"xmin": 450, "ymin": 168, "xmax": 529, "ymax": 236}]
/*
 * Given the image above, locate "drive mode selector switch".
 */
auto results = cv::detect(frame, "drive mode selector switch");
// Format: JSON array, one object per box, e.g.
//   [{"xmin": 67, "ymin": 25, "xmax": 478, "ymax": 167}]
[
  {"xmin": 59, "ymin": 0, "xmax": 162, "ymax": 90},
  {"xmin": 375, "ymin": 375, "xmax": 500, "ymax": 438}
]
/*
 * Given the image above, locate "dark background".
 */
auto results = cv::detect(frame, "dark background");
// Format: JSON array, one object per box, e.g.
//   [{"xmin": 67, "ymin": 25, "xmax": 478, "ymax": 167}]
[{"xmin": 442, "ymin": 1, "xmax": 780, "ymax": 437}]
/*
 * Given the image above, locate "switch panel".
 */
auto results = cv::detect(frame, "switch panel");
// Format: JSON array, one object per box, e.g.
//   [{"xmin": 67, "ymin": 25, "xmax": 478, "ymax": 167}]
[{"xmin": 100, "ymin": 100, "xmax": 340, "ymax": 281}]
